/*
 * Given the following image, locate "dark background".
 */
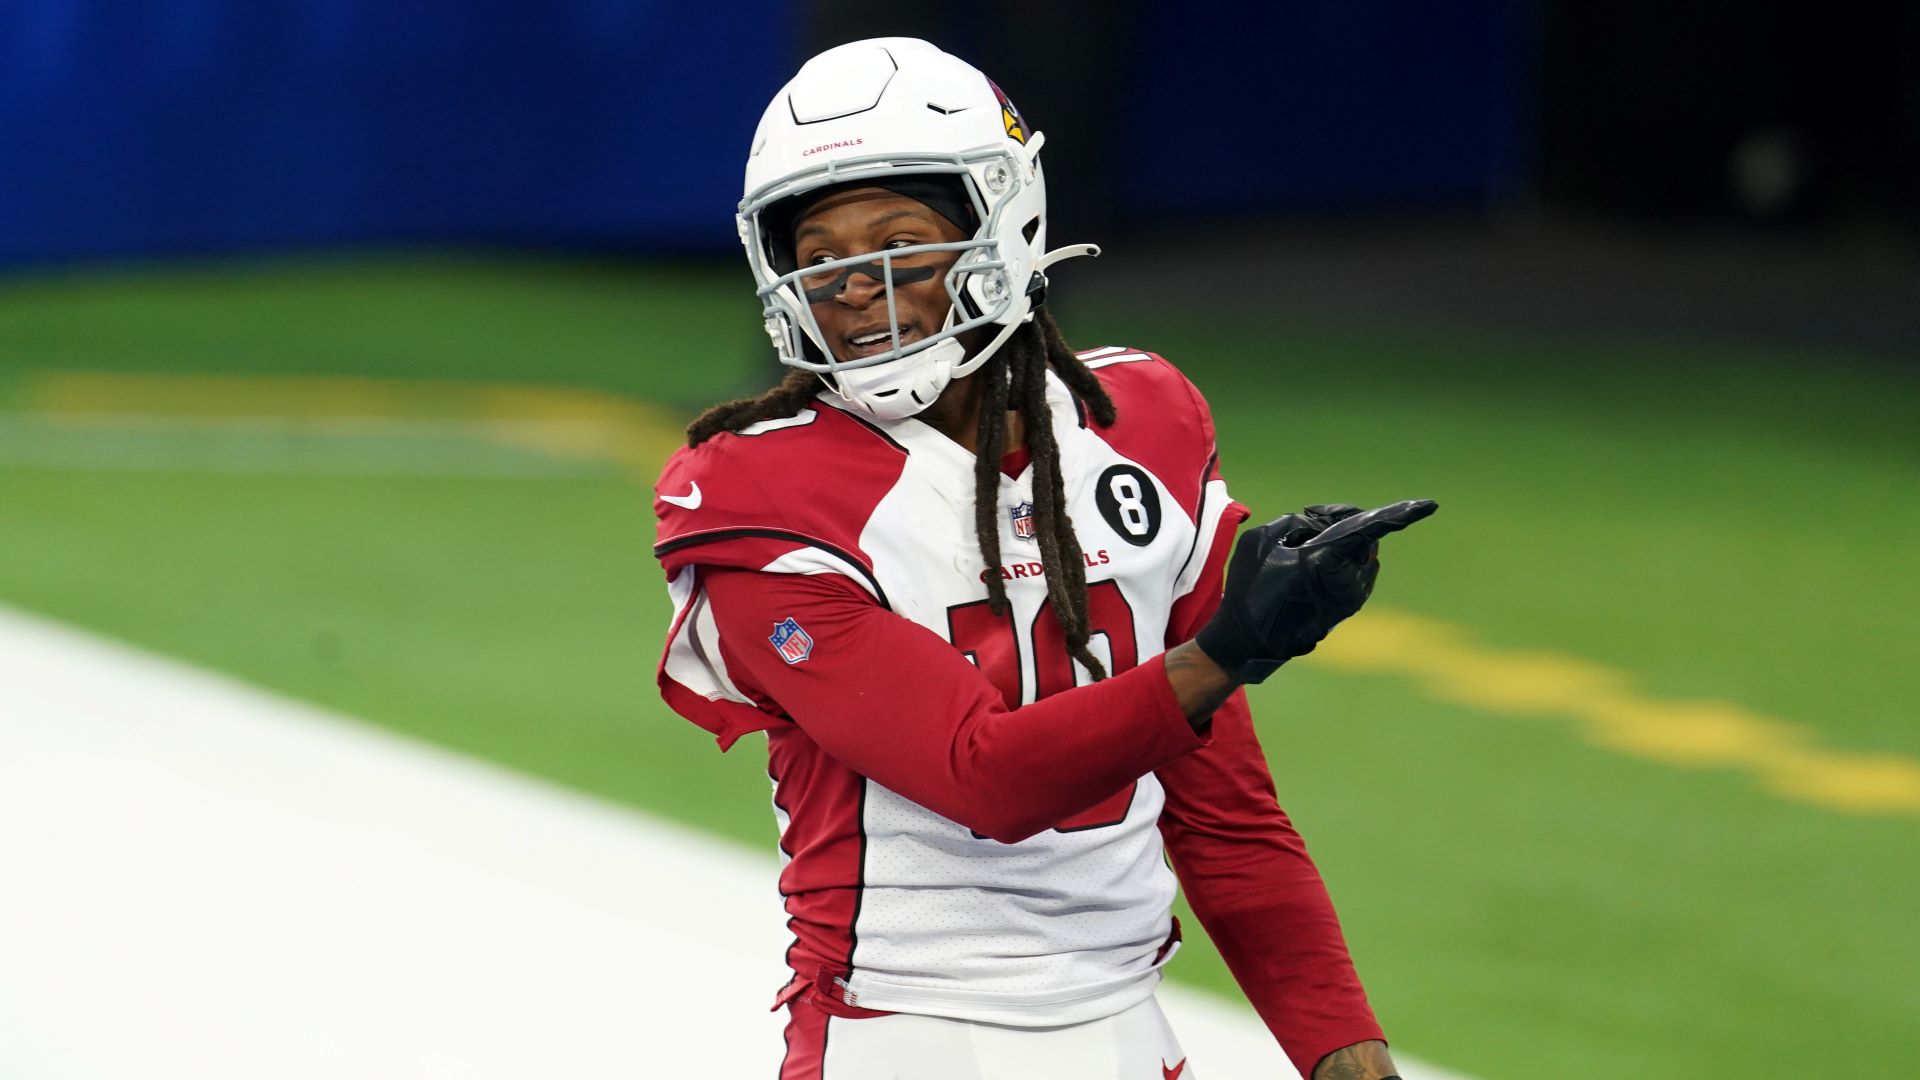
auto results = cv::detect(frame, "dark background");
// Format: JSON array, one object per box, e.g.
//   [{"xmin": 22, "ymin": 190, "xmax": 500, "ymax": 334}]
[{"xmin": 5, "ymin": 1, "xmax": 1915, "ymax": 356}]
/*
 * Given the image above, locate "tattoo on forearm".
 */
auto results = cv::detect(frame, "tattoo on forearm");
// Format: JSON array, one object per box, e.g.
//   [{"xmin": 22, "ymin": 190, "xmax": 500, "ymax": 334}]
[
  {"xmin": 1164, "ymin": 641, "xmax": 1237, "ymax": 727},
  {"xmin": 1312, "ymin": 1040, "xmax": 1397, "ymax": 1080}
]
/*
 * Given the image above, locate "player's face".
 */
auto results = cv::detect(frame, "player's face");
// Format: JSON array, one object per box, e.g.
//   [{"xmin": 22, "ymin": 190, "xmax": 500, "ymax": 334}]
[{"xmin": 792, "ymin": 188, "xmax": 968, "ymax": 364}]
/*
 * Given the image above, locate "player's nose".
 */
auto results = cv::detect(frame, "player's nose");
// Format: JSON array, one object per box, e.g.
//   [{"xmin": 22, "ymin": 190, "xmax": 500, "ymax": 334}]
[{"xmin": 833, "ymin": 265, "xmax": 889, "ymax": 306}]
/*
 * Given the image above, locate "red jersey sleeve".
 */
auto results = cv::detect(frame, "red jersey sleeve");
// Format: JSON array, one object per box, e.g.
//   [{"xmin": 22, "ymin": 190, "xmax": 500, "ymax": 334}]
[
  {"xmin": 653, "ymin": 403, "xmax": 906, "ymax": 591},
  {"xmin": 1156, "ymin": 457, "xmax": 1386, "ymax": 1078},
  {"xmin": 700, "ymin": 566, "xmax": 1210, "ymax": 845}
]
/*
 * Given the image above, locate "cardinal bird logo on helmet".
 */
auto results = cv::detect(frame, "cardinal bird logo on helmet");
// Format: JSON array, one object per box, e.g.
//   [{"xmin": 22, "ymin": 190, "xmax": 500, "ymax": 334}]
[{"xmin": 989, "ymin": 79, "xmax": 1027, "ymax": 145}]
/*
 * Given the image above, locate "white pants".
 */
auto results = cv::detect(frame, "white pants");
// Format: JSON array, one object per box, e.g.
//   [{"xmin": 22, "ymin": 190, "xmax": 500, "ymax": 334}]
[{"xmin": 782, "ymin": 995, "xmax": 1195, "ymax": 1080}]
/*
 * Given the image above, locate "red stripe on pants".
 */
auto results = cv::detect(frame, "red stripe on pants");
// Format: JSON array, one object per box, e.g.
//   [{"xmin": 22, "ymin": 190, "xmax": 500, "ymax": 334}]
[{"xmin": 780, "ymin": 1001, "xmax": 829, "ymax": 1080}]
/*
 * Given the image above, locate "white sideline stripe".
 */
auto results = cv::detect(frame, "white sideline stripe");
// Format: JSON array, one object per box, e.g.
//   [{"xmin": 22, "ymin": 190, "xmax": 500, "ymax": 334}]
[{"xmin": 0, "ymin": 607, "xmax": 1473, "ymax": 1080}]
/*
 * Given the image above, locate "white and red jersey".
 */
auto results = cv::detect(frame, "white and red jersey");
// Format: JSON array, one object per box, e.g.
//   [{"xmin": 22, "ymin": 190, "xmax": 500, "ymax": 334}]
[{"xmin": 653, "ymin": 350, "xmax": 1382, "ymax": 1078}]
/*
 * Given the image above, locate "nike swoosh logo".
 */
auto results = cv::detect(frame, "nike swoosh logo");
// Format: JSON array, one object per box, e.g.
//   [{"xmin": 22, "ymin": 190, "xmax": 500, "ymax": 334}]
[
  {"xmin": 660, "ymin": 482, "xmax": 702, "ymax": 510},
  {"xmin": 1162, "ymin": 1058, "xmax": 1186, "ymax": 1080}
]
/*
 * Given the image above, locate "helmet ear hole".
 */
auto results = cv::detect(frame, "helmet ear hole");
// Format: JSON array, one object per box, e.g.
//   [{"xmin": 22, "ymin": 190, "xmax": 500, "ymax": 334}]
[
  {"xmin": 1025, "ymin": 270, "xmax": 1049, "ymax": 307},
  {"xmin": 1022, "ymin": 217, "xmax": 1040, "ymax": 244}
]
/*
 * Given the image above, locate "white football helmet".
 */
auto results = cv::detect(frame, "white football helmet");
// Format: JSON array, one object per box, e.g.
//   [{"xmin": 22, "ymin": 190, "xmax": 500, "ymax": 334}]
[{"xmin": 739, "ymin": 37, "xmax": 1096, "ymax": 421}]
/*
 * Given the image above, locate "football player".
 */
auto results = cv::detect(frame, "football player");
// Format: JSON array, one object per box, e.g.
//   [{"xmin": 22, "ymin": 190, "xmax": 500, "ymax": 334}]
[{"xmin": 652, "ymin": 38, "xmax": 1433, "ymax": 1080}]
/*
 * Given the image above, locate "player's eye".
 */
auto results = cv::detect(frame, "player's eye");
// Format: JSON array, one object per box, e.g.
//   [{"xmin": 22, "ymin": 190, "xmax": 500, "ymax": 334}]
[
  {"xmin": 796, "ymin": 255, "xmax": 837, "ymax": 292},
  {"xmin": 798, "ymin": 254, "xmax": 838, "ymax": 282},
  {"xmin": 883, "ymin": 238, "xmax": 941, "ymax": 264}
]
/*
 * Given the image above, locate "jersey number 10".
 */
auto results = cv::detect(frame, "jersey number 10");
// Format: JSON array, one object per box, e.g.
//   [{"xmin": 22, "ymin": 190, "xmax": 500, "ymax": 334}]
[{"xmin": 947, "ymin": 580, "xmax": 1139, "ymax": 836}]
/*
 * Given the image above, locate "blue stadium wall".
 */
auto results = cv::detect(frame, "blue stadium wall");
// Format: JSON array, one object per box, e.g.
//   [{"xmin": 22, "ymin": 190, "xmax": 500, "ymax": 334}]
[{"xmin": 0, "ymin": 2, "xmax": 1530, "ymax": 267}]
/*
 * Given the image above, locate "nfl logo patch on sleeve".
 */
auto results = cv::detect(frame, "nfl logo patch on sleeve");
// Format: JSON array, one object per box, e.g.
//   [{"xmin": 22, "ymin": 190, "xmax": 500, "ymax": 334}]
[{"xmin": 769, "ymin": 617, "xmax": 814, "ymax": 664}]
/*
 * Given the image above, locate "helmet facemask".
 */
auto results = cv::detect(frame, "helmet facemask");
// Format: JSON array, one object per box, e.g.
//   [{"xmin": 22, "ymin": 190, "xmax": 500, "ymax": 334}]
[{"xmin": 741, "ymin": 145, "xmax": 1041, "ymax": 421}]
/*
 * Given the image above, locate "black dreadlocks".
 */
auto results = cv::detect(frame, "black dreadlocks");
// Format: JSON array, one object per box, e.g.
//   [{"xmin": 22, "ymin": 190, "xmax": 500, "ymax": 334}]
[{"xmin": 686, "ymin": 307, "xmax": 1118, "ymax": 679}]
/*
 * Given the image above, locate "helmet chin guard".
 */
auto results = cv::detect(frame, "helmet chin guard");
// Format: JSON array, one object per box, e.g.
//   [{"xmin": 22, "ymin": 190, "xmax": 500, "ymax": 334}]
[
  {"xmin": 739, "ymin": 38, "xmax": 1094, "ymax": 421},
  {"xmin": 829, "ymin": 334, "xmax": 965, "ymax": 421}
]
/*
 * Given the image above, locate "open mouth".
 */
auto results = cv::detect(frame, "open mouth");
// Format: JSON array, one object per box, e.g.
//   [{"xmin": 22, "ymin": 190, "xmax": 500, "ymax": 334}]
[{"xmin": 843, "ymin": 324, "xmax": 919, "ymax": 360}]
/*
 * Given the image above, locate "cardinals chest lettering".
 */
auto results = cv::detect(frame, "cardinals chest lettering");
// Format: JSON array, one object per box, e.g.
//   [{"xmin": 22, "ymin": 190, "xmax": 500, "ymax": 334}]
[{"xmin": 858, "ymin": 450, "xmax": 1195, "ymax": 706}]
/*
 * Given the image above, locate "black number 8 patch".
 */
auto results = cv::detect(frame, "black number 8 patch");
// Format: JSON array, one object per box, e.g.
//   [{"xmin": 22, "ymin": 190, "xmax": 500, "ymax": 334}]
[{"xmin": 1095, "ymin": 464, "xmax": 1161, "ymax": 546}]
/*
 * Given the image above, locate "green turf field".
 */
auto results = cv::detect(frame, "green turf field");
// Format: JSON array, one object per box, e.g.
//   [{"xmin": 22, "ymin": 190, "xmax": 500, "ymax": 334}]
[{"xmin": 2, "ymin": 254, "xmax": 1915, "ymax": 1078}]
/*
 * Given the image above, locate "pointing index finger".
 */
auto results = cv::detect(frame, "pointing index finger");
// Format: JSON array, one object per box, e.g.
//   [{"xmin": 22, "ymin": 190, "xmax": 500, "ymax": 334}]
[{"xmin": 1300, "ymin": 498, "xmax": 1438, "ymax": 549}]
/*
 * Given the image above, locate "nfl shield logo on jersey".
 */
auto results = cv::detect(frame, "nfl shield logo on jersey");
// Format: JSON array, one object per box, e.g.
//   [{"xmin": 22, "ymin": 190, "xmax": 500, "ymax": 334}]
[
  {"xmin": 769, "ymin": 617, "xmax": 813, "ymax": 664},
  {"xmin": 1009, "ymin": 500, "xmax": 1036, "ymax": 540}
]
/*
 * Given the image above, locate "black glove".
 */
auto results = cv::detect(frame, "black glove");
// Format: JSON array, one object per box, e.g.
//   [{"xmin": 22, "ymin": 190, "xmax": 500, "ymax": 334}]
[
  {"xmin": 1194, "ymin": 499, "xmax": 1438, "ymax": 684},
  {"xmin": 1272, "ymin": 503, "xmax": 1364, "ymax": 544}
]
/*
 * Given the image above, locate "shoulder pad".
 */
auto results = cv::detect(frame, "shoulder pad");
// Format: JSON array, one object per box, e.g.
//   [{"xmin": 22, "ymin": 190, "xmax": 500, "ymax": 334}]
[{"xmin": 1076, "ymin": 347, "xmax": 1218, "ymax": 522}]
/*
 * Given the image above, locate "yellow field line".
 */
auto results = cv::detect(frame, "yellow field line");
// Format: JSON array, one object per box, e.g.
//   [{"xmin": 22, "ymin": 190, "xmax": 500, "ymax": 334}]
[
  {"xmin": 1311, "ymin": 609, "xmax": 1920, "ymax": 815},
  {"xmin": 25, "ymin": 371, "xmax": 1920, "ymax": 817},
  {"xmin": 24, "ymin": 371, "xmax": 686, "ymax": 477}
]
